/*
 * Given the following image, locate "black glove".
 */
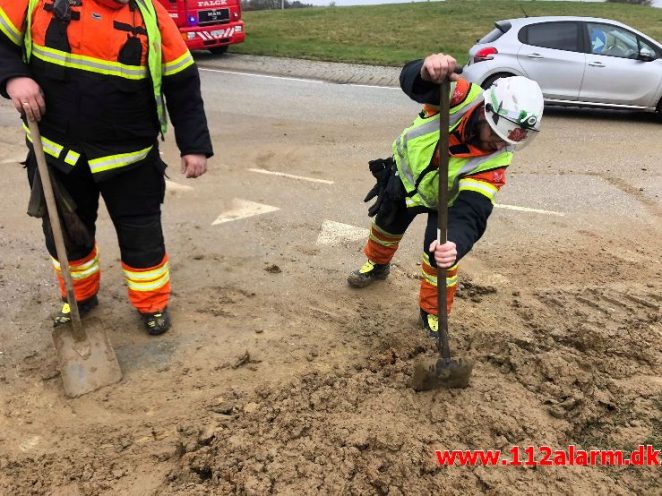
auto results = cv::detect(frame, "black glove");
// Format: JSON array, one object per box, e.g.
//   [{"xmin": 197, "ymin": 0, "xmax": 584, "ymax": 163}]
[{"xmin": 364, "ymin": 157, "xmax": 395, "ymax": 217}]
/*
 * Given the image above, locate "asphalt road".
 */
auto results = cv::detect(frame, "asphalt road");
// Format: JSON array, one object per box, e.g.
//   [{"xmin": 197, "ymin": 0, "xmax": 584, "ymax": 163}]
[
  {"xmin": 1, "ymin": 57, "xmax": 661, "ymax": 288},
  {"xmin": 1, "ymin": 56, "xmax": 660, "ymax": 280}
]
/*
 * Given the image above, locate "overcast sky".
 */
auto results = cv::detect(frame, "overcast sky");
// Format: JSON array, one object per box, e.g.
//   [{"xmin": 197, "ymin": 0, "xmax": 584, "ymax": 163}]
[{"xmin": 303, "ymin": 0, "xmax": 662, "ymax": 6}]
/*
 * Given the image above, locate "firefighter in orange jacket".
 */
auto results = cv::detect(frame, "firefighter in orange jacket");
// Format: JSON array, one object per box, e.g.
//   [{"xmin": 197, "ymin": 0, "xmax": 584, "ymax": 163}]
[{"xmin": 0, "ymin": 0, "xmax": 214, "ymax": 335}]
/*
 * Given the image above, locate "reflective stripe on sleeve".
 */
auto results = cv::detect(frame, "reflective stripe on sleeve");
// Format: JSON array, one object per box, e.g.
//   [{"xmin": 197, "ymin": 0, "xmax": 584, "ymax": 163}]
[
  {"xmin": 163, "ymin": 51, "xmax": 194, "ymax": 76},
  {"xmin": 458, "ymin": 178, "xmax": 499, "ymax": 203},
  {"xmin": 0, "ymin": 7, "xmax": 21, "ymax": 46}
]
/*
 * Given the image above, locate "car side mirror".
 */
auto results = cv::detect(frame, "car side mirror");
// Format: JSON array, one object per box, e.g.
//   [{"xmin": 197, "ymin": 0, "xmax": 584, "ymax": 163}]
[{"xmin": 638, "ymin": 48, "xmax": 656, "ymax": 62}]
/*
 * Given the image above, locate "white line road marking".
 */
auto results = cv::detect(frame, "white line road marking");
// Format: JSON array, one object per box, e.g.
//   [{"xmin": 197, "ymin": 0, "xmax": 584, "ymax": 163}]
[
  {"xmin": 199, "ymin": 67, "xmax": 325, "ymax": 84},
  {"xmin": 340, "ymin": 83, "xmax": 400, "ymax": 90},
  {"xmin": 249, "ymin": 168, "xmax": 334, "ymax": 185},
  {"xmin": 212, "ymin": 199, "xmax": 280, "ymax": 226},
  {"xmin": 495, "ymin": 203, "xmax": 565, "ymax": 216},
  {"xmin": 198, "ymin": 67, "xmax": 400, "ymax": 90},
  {"xmin": 316, "ymin": 220, "xmax": 369, "ymax": 246},
  {"xmin": 165, "ymin": 180, "xmax": 194, "ymax": 192}
]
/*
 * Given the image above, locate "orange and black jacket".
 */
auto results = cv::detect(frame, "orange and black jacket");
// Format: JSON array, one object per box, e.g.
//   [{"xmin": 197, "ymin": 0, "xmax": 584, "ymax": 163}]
[
  {"xmin": 0, "ymin": 0, "xmax": 213, "ymax": 178},
  {"xmin": 400, "ymin": 59, "xmax": 507, "ymax": 261}
]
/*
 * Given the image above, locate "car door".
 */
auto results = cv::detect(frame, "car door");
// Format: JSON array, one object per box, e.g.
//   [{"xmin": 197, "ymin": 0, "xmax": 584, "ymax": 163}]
[
  {"xmin": 516, "ymin": 21, "xmax": 586, "ymax": 101},
  {"xmin": 580, "ymin": 22, "xmax": 662, "ymax": 108}
]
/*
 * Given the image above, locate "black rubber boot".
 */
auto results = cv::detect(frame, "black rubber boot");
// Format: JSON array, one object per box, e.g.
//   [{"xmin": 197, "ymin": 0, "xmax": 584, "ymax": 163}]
[
  {"xmin": 53, "ymin": 295, "xmax": 99, "ymax": 327},
  {"xmin": 141, "ymin": 308, "xmax": 171, "ymax": 336},
  {"xmin": 347, "ymin": 260, "xmax": 390, "ymax": 288}
]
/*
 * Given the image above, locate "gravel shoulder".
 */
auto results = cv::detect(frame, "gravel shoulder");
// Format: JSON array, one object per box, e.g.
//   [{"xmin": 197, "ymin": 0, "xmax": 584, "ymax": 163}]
[{"xmin": 194, "ymin": 52, "xmax": 403, "ymax": 87}]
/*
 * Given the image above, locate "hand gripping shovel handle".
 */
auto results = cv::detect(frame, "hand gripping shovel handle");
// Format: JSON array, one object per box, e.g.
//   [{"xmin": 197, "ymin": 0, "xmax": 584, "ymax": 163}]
[
  {"xmin": 27, "ymin": 119, "xmax": 86, "ymax": 341},
  {"xmin": 436, "ymin": 78, "xmax": 452, "ymax": 361}
]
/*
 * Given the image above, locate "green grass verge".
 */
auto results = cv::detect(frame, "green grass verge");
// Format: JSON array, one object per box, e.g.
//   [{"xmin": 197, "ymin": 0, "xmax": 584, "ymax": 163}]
[{"xmin": 231, "ymin": 0, "xmax": 662, "ymax": 66}]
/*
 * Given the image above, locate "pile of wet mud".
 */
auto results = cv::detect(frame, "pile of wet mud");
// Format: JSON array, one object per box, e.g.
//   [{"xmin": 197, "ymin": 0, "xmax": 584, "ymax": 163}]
[
  {"xmin": 164, "ymin": 283, "xmax": 661, "ymax": 495},
  {"xmin": 2, "ymin": 282, "xmax": 660, "ymax": 495}
]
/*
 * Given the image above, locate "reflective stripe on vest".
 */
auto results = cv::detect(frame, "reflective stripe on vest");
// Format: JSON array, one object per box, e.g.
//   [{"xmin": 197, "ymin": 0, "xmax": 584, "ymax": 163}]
[
  {"xmin": 405, "ymin": 148, "xmax": 512, "ymax": 208},
  {"xmin": 32, "ymin": 44, "xmax": 148, "ymax": 79},
  {"xmin": 88, "ymin": 145, "xmax": 154, "ymax": 174},
  {"xmin": 393, "ymin": 84, "xmax": 512, "ymax": 209},
  {"xmin": 24, "ymin": 121, "xmax": 154, "ymax": 174},
  {"xmin": 23, "ymin": 123, "xmax": 81, "ymax": 166},
  {"xmin": 134, "ymin": 0, "xmax": 167, "ymax": 135},
  {"xmin": 393, "ymin": 85, "xmax": 484, "ymax": 202},
  {"xmin": 0, "ymin": 7, "xmax": 21, "ymax": 45},
  {"xmin": 24, "ymin": 0, "xmax": 38, "ymax": 60},
  {"xmin": 23, "ymin": 0, "xmax": 168, "ymax": 135}
]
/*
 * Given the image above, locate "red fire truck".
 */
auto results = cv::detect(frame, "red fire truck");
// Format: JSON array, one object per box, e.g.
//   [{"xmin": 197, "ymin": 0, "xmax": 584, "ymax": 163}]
[{"xmin": 158, "ymin": 0, "xmax": 245, "ymax": 54}]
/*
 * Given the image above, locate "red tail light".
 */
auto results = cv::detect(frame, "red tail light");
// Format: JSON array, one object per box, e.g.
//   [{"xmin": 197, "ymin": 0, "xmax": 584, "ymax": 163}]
[{"xmin": 474, "ymin": 47, "xmax": 498, "ymax": 63}]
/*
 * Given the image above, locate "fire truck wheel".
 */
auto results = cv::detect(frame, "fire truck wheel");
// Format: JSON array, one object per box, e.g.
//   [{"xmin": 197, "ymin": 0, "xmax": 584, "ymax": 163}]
[{"xmin": 209, "ymin": 46, "xmax": 229, "ymax": 55}]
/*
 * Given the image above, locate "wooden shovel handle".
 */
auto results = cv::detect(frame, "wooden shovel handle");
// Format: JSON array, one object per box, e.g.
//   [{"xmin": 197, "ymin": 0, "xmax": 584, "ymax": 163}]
[{"xmin": 27, "ymin": 118, "xmax": 86, "ymax": 341}]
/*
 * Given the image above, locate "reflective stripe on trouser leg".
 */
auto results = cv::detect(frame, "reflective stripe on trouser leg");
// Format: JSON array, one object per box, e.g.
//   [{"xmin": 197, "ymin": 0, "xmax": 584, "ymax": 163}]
[
  {"xmin": 363, "ymin": 220, "xmax": 404, "ymax": 265},
  {"xmin": 419, "ymin": 252, "xmax": 458, "ymax": 315},
  {"xmin": 122, "ymin": 254, "xmax": 170, "ymax": 313},
  {"xmin": 51, "ymin": 244, "xmax": 100, "ymax": 302}
]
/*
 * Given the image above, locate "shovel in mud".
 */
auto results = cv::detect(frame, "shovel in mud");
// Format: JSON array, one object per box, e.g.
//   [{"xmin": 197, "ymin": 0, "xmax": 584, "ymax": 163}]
[
  {"xmin": 411, "ymin": 75, "xmax": 474, "ymax": 391},
  {"xmin": 27, "ymin": 118, "xmax": 122, "ymax": 398}
]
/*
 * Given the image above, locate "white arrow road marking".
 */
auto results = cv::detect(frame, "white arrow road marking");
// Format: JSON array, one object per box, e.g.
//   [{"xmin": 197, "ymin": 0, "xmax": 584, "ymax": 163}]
[
  {"xmin": 165, "ymin": 180, "xmax": 194, "ymax": 192},
  {"xmin": 316, "ymin": 220, "xmax": 369, "ymax": 246},
  {"xmin": 1, "ymin": 157, "xmax": 25, "ymax": 164},
  {"xmin": 495, "ymin": 203, "xmax": 565, "ymax": 216},
  {"xmin": 249, "ymin": 168, "xmax": 334, "ymax": 185},
  {"xmin": 212, "ymin": 199, "xmax": 280, "ymax": 226}
]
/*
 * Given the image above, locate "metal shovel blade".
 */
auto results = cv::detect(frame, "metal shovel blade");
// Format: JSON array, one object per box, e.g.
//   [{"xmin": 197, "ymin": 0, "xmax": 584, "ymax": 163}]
[
  {"xmin": 52, "ymin": 317, "xmax": 122, "ymax": 398},
  {"xmin": 411, "ymin": 356, "xmax": 474, "ymax": 391}
]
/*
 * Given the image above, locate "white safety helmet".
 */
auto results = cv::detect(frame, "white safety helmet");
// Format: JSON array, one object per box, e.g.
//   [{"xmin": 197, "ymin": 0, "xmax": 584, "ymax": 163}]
[{"xmin": 483, "ymin": 76, "xmax": 544, "ymax": 149}]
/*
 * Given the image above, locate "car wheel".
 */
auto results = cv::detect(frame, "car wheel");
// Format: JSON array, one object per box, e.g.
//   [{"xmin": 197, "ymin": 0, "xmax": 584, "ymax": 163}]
[
  {"xmin": 209, "ymin": 46, "xmax": 229, "ymax": 55},
  {"xmin": 481, "ymin": 73, "xmax": 514, "ymax": 90}
]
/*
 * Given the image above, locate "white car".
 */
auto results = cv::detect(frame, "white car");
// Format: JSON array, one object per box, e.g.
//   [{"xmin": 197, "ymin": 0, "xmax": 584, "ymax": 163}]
[{"xmin": 462, "ymin": 16, "xmax": 662, "ymax": 117}]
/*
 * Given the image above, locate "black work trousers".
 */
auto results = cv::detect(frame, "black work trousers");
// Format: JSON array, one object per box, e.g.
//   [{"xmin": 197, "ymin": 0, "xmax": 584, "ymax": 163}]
[
  {"xmin": 26, "ymin": 152, "xmax": 167, "ymax": 268},
  {"xmin": 375, "ymin": 198, "xmax": 439, "ymax": 268}
]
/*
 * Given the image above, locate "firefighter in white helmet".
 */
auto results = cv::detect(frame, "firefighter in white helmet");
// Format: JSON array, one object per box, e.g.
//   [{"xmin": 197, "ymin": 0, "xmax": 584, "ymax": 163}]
[{"xmin": 348, "ymin": 53, "xmax": 544, "ymax": 337}]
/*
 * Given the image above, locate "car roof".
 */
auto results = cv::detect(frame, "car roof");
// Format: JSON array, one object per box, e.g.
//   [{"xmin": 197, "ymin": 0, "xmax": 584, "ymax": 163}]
[
  {"xmin": 497, "ymin": 16, "xmax": 660, "ymax": 46},
  {"xmin": 502, "ymin": 16, "xmax": 631, "ymax": 28}
]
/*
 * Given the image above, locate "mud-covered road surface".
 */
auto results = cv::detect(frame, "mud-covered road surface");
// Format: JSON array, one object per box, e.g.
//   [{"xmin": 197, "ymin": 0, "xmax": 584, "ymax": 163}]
[{"xmin": 0, "ymin": 55, "xmax": 660, "ymax": 495}]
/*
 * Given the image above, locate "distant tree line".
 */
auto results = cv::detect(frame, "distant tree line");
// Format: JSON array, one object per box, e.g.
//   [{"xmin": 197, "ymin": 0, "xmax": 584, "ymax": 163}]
[
  {"xmin": 240, "ymin": 0, "xmax": 314, "ymax": 10},
  {"xmin": 606, "ymin": 0, "xmax": 653, "ymax": 5}
]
